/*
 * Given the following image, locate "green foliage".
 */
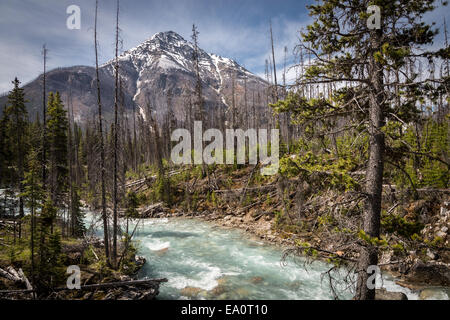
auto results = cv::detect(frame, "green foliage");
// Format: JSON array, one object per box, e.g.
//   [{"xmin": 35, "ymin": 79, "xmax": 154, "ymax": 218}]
[
  {"xmin": 392, "ymin": 119, "xmax": 449, "ymax": 189},
  {"xmin": 152, "ymin": 172, "xmax": 172, "ymax": 205},
  {"xmin": 71, "ymin": 186, "xmax": 86, "ymax": 237},
  {"xmin": 273, "ymin": 210, "xmax": 282, "ymax": 226},
  {"xmin": 381, "ymin": 213, "xmax": 424, "ymax": 239},
  {"xmin": 125, "ymin": 191, "xmax": 139, "ymax": 219},
  {"xmin": 357, "ymin": 230, "xmax": 388, "ymax": 247},
  {"xmin": 210, "ymin": 191, "xmax": 218, "ymax": 206},
  {"xmin": 392, "ymin": 243, "xmax": 406, "ymax": 255},
  {"xmin": 119, "ymin": 238, "xmax": 140, "ymax": 276},
  {"xmin": 21, "ymin": 148, "xmax": 44, "ymax": 210},
  {"xmin": 36, "ymin": 227, "xmax": 65, "ymax": 291},
  {"xmin": 46, "ymin": 92, "xmax": 69, "ymax": 205},
  {"xmin": 279, "ymin": 149, "xmax": 358, "ymax": 191},
  {"xmin": 2, "ymin": 78, "xmax": 28, "ymax": 187},
  {"xmin": 424, "ymin": 236, "xmax": 445, "ymax": 247},
  {"xmin": 317, "ymin": 214, "xmax": 335, "ymax": 227}
]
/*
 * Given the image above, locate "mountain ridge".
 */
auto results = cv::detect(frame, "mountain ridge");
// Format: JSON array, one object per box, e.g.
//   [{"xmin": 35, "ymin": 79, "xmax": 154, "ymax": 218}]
[{"xmin": 0, "ymin": 31, "xmax": 268, "ymax": 124}]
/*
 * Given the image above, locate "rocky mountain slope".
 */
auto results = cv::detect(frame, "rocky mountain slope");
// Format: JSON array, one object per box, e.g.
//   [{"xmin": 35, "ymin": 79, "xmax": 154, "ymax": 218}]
[{"xmin": 0, "ymin": 31, "xmax": 268, "ymax": 124}]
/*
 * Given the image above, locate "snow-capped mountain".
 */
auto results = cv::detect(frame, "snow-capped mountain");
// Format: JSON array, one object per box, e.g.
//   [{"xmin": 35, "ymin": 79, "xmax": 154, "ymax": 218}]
[{"xmin": 1, "ymin": 31, "xmax": 268, "ymax": 123}]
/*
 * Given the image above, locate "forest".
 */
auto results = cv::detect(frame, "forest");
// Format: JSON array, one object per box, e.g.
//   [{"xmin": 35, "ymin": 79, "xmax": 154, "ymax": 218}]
[{"xmin": 0, "ymin": 0, "xmax": 449, "ymax": 300}]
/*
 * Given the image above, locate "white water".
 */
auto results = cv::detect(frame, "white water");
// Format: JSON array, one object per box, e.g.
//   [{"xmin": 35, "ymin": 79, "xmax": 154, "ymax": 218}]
[
  {"xmin": 1, "ymin": 188, "xmax": 447, "ymax": 300},
  {"xmin": 109, "ymin": 217, "xmax": 435, "ymax": 300}
]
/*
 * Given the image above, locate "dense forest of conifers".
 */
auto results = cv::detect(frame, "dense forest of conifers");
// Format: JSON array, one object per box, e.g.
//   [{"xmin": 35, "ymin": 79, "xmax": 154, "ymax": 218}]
[{"xmin": 0, "ymin": 0, "xmax": 449, "ymax": 300}]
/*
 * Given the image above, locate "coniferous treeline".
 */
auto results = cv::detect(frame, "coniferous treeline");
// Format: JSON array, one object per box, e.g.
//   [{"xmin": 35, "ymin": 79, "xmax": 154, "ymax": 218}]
[{"xmin": 0, "ymin": 78, "xmax": 85, "ymax": 292}]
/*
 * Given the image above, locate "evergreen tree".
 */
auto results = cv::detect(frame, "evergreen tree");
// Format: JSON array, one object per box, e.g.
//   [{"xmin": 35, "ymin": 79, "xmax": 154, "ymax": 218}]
[
  {"xmin": 36, "ymin": 196, "xmax": 62, "ymax": 291},
  {"xmin": 4, "ymin": 78, "xmax": 28, "ymax": 238},
  {"xmin": 21, "ymin": 148, "xmax": 44, "ymax": 288},
  {"xmin": 125, "ymin": 191, "xmax": 139, "ymax": 235},
  {"xmin": 0, "ymin": 106, "xmax": 12, "ymax": 188},
  {"xmin": 272, "ymin": 0, "xmax": 448, "ymax": 299},
  {"xmin": 71, "ymin": 185, "xmax": 86, "ymax": 237},
  {"xmin": 46, "ymin": 92, "xmax": 69, "ymax": 213}
]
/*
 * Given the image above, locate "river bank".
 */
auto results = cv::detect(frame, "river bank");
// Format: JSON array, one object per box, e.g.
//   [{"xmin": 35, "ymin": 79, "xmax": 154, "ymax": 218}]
[
  {"xmin": 0, "ymin": 208, "xmax": 165, "ymax": 300},
  {"xmin": 137, "ymin": 199, "xmax": 449, "ymax": 300}
]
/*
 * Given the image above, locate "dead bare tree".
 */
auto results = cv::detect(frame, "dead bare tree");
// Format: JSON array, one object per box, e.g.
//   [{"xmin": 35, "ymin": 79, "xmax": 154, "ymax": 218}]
[
  {"xmin": 94, "ymin": 0, "xmax": 110, "ymax": 261},
  {"xmin": 112, "ymin": 0, "xmax": 120, "ymax": 267},
  {"xmin": 41, "ymin": 44, "xmax": 48, "ymax": 189}
]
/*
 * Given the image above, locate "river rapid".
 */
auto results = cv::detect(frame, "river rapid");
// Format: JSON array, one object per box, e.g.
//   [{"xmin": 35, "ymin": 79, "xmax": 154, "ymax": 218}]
[{"xmin": 111, "ymin": 217, "xmax": 427, "ymax": 300}]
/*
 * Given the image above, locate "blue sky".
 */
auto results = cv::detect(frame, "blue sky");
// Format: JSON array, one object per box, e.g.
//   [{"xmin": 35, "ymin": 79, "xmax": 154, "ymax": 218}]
[{"xmin": 0, "ymin": 0, "xmax": 448, "ymax": 93}]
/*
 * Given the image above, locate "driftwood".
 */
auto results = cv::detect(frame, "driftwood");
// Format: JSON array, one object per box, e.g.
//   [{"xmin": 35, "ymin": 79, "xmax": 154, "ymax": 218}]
[
  {"xmin": 0, "ymin": 278, "xmax": 168, "ymax": 294},
  {"xmin": 382, "ymin": 185, "xmax": 450, "ymax": 194},
  {"xmin": 17, "ymin": 268, "xmax": 33, "ymax": 291},
  {"xmin": 0, "ymin": 267, "xmax": 20, "ymax": 282},
  {"xmin": 140, "ymin": 202, "xmax": 164, "ymax": 218},
  {"xmin": 6, "ymin": 266, "xmax": 21, "ymax": 281},
  {"xmin": 125, "ymin": 170, "xmax": 183, "ymax": 189},
  {"xmin": 253, "ymin": 211, "xmax": 273, "ymax": 221},
  {"xmin": 215, "ymin": 184, "xmax": 276, "ymax": 194},
  {"xmin": 57, "ymin": 278, "xmax": 168, "ymax": 291},
  {"xmin": 90, "ymin": 247, "xmax": 99, "ymax": 260},
  {"xmin": 239, "ymin": 163, "xmax": 259, "ymax": 206}
]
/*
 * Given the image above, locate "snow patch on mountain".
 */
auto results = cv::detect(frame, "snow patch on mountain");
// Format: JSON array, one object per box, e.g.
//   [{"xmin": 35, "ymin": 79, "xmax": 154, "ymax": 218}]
[
  {"xmin": 97, "ymin": 31, "xmax": 267, "ymax": 121},
  {"xmin": 158, "ymin": 55, "xmax": 186, "ymax": 71},
  {"xmin": 211, "ymin": 54, "xmax": 230, "ymax": 108}
]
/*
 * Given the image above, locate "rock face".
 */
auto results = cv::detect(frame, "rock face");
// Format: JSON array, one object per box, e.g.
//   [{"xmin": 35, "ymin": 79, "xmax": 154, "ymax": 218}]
[
  {"xmin": 405, "ymin": 262, "xmax": 450, "ymax": 287},
  {"xmin": 375, "ymin": 288, "xmax": 408, "ymax": 300},
  {"xmin": 0, "ymin": 31, "xmax": 268, "ymax": 124},
  {"xmin": 419, "ymin": 287, "xmax": 450, "ymax": 300}
]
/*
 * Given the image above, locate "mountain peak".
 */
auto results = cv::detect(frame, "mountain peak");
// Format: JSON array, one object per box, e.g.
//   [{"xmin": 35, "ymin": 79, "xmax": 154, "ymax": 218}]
[{"xmin": 151, "ymin": 31, "xmax": 186, "ymax": 42}]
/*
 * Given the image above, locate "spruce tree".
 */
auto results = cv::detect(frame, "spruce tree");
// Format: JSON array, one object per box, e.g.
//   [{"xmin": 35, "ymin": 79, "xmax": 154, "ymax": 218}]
[
  {"xmin": 273, "ymin": 0, "xmax": 448, "ymax": 299},
  {"xmin": 36, "ymin": 196, "xmax": 60, "ymax": 291},
  {"xmin": 21, "ymin": 148, "xmax": 44, "ymax": 288},
  {"xmin": 4, "ymin": 78, "xmax": 28, "ymax": 239},
  {"xmin": 71, "ymin": 185, "xmax": 86, "ymax": 237},
  {"xmin": 0, "ymin": 106, "xmax": 12, "ymax": 188},
  {"xmin": 46, "ymin": 92, "xmax": 69, "ymax": 213}
]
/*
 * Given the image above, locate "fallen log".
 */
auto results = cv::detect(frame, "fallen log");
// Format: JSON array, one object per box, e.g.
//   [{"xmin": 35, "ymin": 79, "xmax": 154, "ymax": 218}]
[
  {"xmin": 253, "ymin": 211, "xmax": 273, "ymax": 221},
  {"xmin": 382, "ymin": 185, "xmax": 450, "ymax": 194},
  {"xmin": 214, "ymin": 184, "xmax": 276, "ymax": 194},
  {"xmin": 239, "ymin": 163, "xmax": 259, "ymax": 206},
  {"xmin": 6, "ymin": 266, "xmax": 21, "ymax": 281},
  {"xmin": 140, "ymin": 202, "xmax": 164, "ymax": 218},
  {"xmin": 0, "ymin": 278, "xmax": 168, "ymax": 294},
  {"xmin": 17, "ymin": 268, "xmax": 33, "ymax": 291},
  {"xmin": 0, "ymin": 267, "xmax": 20, "ymax": 282},
  {"xmin": 125, "ymin": 170, "xmax": 182, "ymax": 189},
  {"xmin": 59, "ymin": 278, "xmax": 168, "ymax": 291}
]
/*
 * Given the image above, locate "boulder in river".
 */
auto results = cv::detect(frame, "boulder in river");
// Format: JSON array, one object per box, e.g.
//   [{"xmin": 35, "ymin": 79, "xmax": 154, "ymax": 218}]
[
  {"xmin": 180, "ymin": 286, "xmax": 203, "ymax": 297},
  {"xmin": 234, "ymin": 287, "xmax": 250, "ymax": 298},
  {"xmin": 155, "ymin": 247, "xmax": 169, "ymax": 255},
  {"xmin": 135, "ymin": 255, "xmax": 146, "ymax": 267},
  {"xmin": 209, "ymin": 285, "xmax": 226, "ymax": 296},
  {"xmin": 217, "ymin": 276, "xmax": 229, "ymax": 286},
  {"xmin": 375, "ymin": 288, "xmax": 408, "ymax": 300},
  {"xmin": 405, "ymin": 262, "xmax": 450, "ymax": 286},
  {"xmin": 419, "ymin": 288, "xmax": 450, "ymax": 300},
  {"xmin": 250, "ymin": 276, "xmax": 263, "ymax": 284},
  {"xmin": 287, "ymin": 280, "xmax": 302, "ymax": 290}
]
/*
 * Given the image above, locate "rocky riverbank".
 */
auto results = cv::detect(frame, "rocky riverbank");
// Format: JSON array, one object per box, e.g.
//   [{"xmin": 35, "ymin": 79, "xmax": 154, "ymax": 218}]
[
  {"xmin": 0, "ymin": 235, "xmax": 165, "ymax": 300},
  {"xmin": 137, "ymin": 198, "xmax": 449, "ymax": 300}
]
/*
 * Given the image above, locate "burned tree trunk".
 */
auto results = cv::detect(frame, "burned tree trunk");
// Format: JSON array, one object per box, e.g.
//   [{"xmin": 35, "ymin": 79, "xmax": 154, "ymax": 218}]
[{"xmin": 94, "ymin": 0, "xmax": 110, "ymax": 261}]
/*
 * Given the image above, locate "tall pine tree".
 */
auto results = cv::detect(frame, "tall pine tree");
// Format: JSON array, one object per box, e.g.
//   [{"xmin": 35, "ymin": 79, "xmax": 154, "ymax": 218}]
[
  {"xmin": 4, "ymin": 78, "xmax": 28, "ymax": 239},
  {"xmin": 273, "ymin": 0, "xmax": 448, "ymax": 299}
]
